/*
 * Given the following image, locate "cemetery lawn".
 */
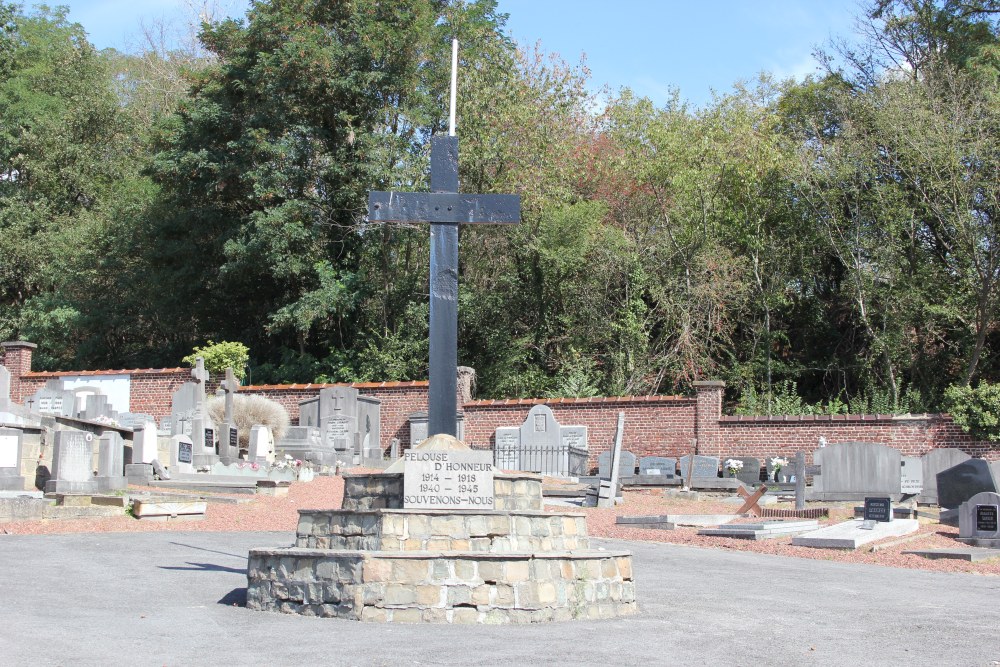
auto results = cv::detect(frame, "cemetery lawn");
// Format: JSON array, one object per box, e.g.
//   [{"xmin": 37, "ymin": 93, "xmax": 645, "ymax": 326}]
[{"xmin": 1, "ymin": 477, "xmax": 996, "ymax": 576}]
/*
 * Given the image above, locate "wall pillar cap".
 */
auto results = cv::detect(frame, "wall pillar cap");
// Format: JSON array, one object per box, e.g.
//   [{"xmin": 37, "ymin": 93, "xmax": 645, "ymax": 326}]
[
  {"xmin": 1, "ymin": 341, "xmax": 36, "ymax": 350},
  {"xmin": 692, "ymin": 380, "xmax": 725, "ymax": 388}
]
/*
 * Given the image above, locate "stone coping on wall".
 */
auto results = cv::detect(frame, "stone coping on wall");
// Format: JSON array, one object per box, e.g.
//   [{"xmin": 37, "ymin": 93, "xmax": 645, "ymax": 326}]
[
  {"xmin": 242, "ymin": 381, "xmax": 429, "ymax": 391},
  {"xmin": 719, "ymin": 413, "xmax": 943, "ymax": 423},
  {"xmin": 24, "ymin": 367, "xmax": 187, "ymax": 377},
  {"xmin": 464, "ymin": 395, "xmax": 690, "ymax": 407}
]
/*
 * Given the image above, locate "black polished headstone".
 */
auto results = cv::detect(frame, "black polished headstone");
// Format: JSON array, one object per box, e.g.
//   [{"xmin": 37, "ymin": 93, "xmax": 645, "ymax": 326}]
[
  {"xmin": 977, "ymin": 504, "xmax": 998, "ymax": 533},
  {"xmin": 863, "ymin": 497, "xmax": 893, "ymax": 522},
  {"xmin": 936, "ymin": 459, "xmax": 999, "ymax": 509}
]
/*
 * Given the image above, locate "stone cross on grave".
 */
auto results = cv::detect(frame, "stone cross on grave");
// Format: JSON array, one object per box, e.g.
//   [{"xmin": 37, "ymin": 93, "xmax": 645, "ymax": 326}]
[
  {"xmin": 191, "ymin": 356, "xmax": 209, "ymax": 418},
  {"xmin": 220, "ymin": 367, "xmax": 240, "ymax": 423},
  {"xmin": 367, "ymin": 40, "xmax": 520, "ymax": 438}
]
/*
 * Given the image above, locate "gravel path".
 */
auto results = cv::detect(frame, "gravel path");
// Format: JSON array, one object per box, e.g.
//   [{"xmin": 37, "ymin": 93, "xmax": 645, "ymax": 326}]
[{"xmin": 2, "ymin": 478, "xmax": 994, "ymax": 576}]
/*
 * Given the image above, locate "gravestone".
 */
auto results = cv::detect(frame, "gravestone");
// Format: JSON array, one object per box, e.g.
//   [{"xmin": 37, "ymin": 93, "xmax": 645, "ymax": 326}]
[
  {"xmin": 599, "ymin": 449, "xmax": 637, "ymax": 479},
  {"xmin": 171, "ymin": 435, "xmax": 194, "ymax": 474},
  {"xmin": 274, "ymin": 426, "xmax": 326, "ymax": 465},
  {"xmin": 958, "ymin": 491, "xmax": 1000, "ymax": 544},
  {"xmin": 899, "ymin": 456, "xmax": 923, "ymax": 495},
  {"xmin": 299, "ymin": 387, "xmax": 381, "ymax": 463},
  {"xmin": 132, "ymin": 421, "xmax": 159, "ymax": 464},
  {"xmin": 724, "ymin": 456, "xmax": 762, "ymax": 486},
  {"xmin": 638, "ymin": 456, "xmax": 676, "ymax": 477},
  {"xmin": 249, "ymin": 425, "xmax": 275, "ymax": 464},
  {"xmin": 169, "ymin": 382, "xmax": 198, "ymax": 437},
  {"xmin": 492, "ymin": 405, "xmax": 588, "ymax": 476},
  {"xmin": 863, "ymin": 497, "xmax": 893, "ymax": 522},
  {"xmin": 78, "ymin": 391, "xmax": 116, "ymax": 422},
  {"xmin": 766, "ymin": 456, "xmax": 793, "ymax": 483},
  {"xmin": 409, "ymin": 410, "xmax": 465, "ymax": 445},
  {"xmin": 811, "ymin": 442, "xmax": 901, "ymax": 500},
  {"xmin": 0, "ymin": 426, "xmax": 26, "ymax": 490},
  {"xmin": 96, "ymin": 432, "xmax": 126, "ymax": 492},
  {"xmin": 936, "ymin": 459, "xmax": 1000, "ymax": 509},
  {"xmin": 919, "ymin": 448, "xmax": 972, "ymax": 505},
  {"xmin": 189, "ymin": 357, "xmax": 218, "ymax": 466},
  {"xmin": 115, "ymin": 413, "xmax": 156, "ymax": 430},
  {"xmin": 678, "ymin": 455, "xmax": 720, "ymax": 480},
  {"xmin": 219, "ymin": 424, "xmax": 239, "ymax": 464},
  {"xmin": 26, "ymin": 381, "xmax": 75, "ymax": 418},
  {"xmin": 46, "ymin": 431, "xmax": 98, "ymax": 494}
]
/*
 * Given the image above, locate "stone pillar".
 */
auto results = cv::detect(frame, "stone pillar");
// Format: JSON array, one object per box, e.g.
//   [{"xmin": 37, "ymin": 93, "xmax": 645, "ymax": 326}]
[
  {"xmin": 457, "ymin": 366, "xmax": 476, "ymax": 405},
  {"xmin": 692, "ymin": 380, "xmax": 724, "ymax": 457},
  {"xmin": 1, "ymin": 341, "xmax": 36, "ymax": 403}
]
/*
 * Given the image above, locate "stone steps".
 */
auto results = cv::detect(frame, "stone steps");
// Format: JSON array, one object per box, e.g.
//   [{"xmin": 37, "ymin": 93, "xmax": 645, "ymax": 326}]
[
  {"xmin": 246, "ymin": 547, "xmax": 636, "ymax": 623},
  {"xmin": 296, "ymin": 509, "xmax": 589, "ymax": 552}
]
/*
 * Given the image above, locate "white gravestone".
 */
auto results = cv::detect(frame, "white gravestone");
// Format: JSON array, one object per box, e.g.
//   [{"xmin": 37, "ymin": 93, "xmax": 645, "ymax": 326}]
[
  {"xmin": 171, "ymin": 434, "xmax": 195, "ymax": 474},
  {"xmin": 900, "ymin": 456, "xmax": 923, "ymax": 495},
  {"xmin": 249, "ymin": 425, "xmax": 275, "ymax": 464},
  {"xmin": 403, "ymin": 450, "xmax": 494, "ymax": 510},
  {"xmin": 132, "ymin": 421, "xmax": 159, "ymax": 464},
  {"xmin": 0, "ymin": 427, "xmax": 25, "ymax": 490}
]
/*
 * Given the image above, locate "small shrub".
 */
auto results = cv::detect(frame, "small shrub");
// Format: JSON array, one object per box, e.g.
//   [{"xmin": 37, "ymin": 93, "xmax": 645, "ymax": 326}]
[
  {"xmin": 208, "ymin": 394, "xmax": 290, "ymax": 447},
  {"xmin": 183, "ymin": 341, "xmax": 250, "ymax": 381},
  {"xmin": 943, "ymin": 382, "xmax": 1000, "ymax": 442}
]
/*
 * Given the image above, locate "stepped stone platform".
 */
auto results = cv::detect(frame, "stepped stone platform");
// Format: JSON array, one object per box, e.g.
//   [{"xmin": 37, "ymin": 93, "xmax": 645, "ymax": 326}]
[{"xmin": 247, "ymin": 436, "xmax": 636, "ymax": 623}]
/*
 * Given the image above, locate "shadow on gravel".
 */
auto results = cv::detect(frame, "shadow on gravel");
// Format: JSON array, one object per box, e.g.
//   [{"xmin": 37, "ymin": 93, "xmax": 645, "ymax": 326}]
[
  {"xmin": 218, "ymin": 588, "xmax": 247, "ymax": 607},
  {"xmin": 159, "ymin": 561, "xmax": 247, "ymax": 574}
]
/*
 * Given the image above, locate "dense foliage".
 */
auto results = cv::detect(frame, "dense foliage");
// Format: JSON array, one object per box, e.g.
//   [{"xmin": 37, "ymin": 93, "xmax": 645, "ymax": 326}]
[{"xmin": 4, "ymin": 0, "xmax": 1000, "ymax": 419}]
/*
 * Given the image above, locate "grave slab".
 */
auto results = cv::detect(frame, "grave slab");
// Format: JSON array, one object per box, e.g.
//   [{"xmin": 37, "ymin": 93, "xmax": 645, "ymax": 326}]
[
  {"xmin": 791, "ymin": 519, "xmax": 919, "ymax": 549},
  {"xmin": 901, "ymin": 548, "xmax": 1000, "ymax": 562},
  {"xmin": 698, "ymin": 520, "xmax": 820, "ymax": 540}
]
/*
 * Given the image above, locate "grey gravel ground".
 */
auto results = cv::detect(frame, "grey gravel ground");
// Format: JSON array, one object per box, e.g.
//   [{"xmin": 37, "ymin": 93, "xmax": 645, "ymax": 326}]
[{"xmin": 1, "ymin": 531, "xmax": 998, "ymax": 666}]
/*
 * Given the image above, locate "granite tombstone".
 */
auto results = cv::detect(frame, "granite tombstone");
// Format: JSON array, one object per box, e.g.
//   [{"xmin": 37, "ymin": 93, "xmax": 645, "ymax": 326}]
[
  {"xmin": 638, "ymin": 456, "xmax": 676, "ymax": 477},
  {"xmin": 936, "ymin": 459, "xmax": 1000, "ymax": 509},
  {"xmin": 46, "ymin": 431, "xmax": 97, "ymax": 494},
  {"xmin": 678, "ymin": 455, "xmax": 720, "ymax": 481}
]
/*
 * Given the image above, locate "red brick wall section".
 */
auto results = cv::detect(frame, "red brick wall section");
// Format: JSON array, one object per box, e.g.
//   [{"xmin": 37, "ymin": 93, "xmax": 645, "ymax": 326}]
[
  {"xmin": 715, "ymin": 414, "xmax": 996, "ymax": 463},
  {"xmin": 693, "ymin": 381, "xmax": 724, "ymax": 455},
  {"xmin": 1, "ymin": 341, "xmax": 36, "ymax": 402},
  {"xmin": 462, "ymin": 396, "xmax": 697, "ymax": 472}
]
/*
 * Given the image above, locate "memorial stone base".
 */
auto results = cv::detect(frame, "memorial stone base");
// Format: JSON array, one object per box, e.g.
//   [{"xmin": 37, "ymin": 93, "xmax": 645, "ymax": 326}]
[{"xmin": 247, "ymin": 471, "xmax": 636, "ymax": 623}]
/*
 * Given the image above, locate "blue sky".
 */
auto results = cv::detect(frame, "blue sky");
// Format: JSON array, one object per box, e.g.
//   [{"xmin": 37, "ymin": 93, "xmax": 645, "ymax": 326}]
[{"xmin": 47, "ymin": 0, "xmax": 863, "ymax": 108}]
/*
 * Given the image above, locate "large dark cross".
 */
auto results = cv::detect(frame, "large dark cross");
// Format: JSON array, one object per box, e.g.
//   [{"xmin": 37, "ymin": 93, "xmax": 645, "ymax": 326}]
[{"xmin": 367, "ymin": 135, "xmax": 520, "ymax": 437}]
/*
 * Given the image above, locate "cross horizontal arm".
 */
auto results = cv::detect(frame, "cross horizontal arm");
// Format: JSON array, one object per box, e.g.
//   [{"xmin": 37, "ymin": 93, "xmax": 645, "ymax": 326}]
[{"xmin": 368, "ymin": 192, "xmax": 520, "ymax": 225}]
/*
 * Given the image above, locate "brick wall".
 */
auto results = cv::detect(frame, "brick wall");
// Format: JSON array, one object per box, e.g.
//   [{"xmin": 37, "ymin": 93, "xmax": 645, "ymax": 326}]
[{"xmin": 4, "ymin": 339, "xmax": 998, "ymax": 467}]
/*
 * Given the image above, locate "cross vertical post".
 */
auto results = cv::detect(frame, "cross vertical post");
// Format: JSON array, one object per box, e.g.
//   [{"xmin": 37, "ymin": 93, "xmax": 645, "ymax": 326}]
[{"xmin": 429, "ymin": 136, "xmax": 460, "ymax": 436}]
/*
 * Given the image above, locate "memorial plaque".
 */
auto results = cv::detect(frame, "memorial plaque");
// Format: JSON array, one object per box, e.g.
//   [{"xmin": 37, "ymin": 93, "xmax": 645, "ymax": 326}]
[
  {"xmin": 977, "ymin": 504, "xmax": 998, "ymax": 533},
  {"xmin": 403, "ymin": 450, "xmax": 494, "ymax": 510},
  {"xmin": 534, "ymin": 414, "xmax": 546, "ymax": 431},
  {"xmin": 204, "ymin": 428, "xmax": 215, "ymax": 449},
  {"xmin": 178, "ymin": 441, "xmax": 193, "ymax": 464},
  {"xmin": 561, "ymin": 427, "xmax": 585, "ymax": 449},
  {"xmin": 0, "ymin": 434, "xmax": 17, "ymax": 469},
  {"xmin": 327, "ymin": 417, "xmax": 350, "ymax": 438},
  {"xmin": 863, "ymin": 497, "xmax": 892, "ymax": 522},
  {"xmin": 900, "ymin": 456, "xmax": 923, "ymax": 494},
  {"xmin": 229, "ymin": 427, "xmax": 239, "ymax": 449}
]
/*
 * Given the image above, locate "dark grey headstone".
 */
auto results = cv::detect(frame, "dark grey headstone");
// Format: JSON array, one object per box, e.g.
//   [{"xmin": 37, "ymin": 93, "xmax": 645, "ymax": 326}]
[
  {"xmin": 724, "ymin": 456, "xmax": 762, "ymax": 486},
  {"xmin": 812, "ymin": 442, "xmax": 901, "ymax": 495},
  {"xmin": 919, "ymin": 448, "xmax": 972, "ymax": 504},
  {"xmin": 639, "ymin": 456, "xmax": 676, "ymax": 477},
  {"xmin": 599, "ymin": 449, "xmax": 637, "ymax": 479},
  {"xmin": 937, "ymin": 459, "xmax": 999, "ymax": 509},
  {"xmin": 679, "ymin": 455, "xmax": 720, "ymax": 480}
]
